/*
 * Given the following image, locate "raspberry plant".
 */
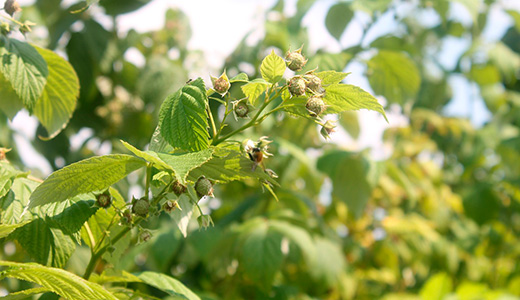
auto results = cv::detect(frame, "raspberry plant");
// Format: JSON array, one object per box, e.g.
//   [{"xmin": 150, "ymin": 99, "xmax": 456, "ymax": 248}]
[{"xmin": 0, "ymin": 4, "xmax": 386, "ymax": 297}]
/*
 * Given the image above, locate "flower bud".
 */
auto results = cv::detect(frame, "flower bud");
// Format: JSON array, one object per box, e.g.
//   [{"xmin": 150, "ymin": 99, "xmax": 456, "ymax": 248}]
[
  {"xmin": 304, "ymin": 74, "xmax": 322, "ymax": 93},
  {"xmin": 96, "ymin": 191, "xmax": 112, "ymax": 208},
  {"xmin": 320, "ymin": 120, "xmax": 337, "ymax": 140},
  {"xmin": 285, "ymin": 47, "xmax": 307, "ymax": 71},
  {"xmin": 170, "ymin": 181, "xmax": 186, "ymax": 196},
  {"xmin": 211, "ymin": 71, "xmax": 230, "ymax": 95},
  {"xmin": 288, "ymin": 76, "xmax": 306, "ymax": 96},
  {"xmin": 132, "ymin": 198, "xmax": 150, "ymax": 217},
  {"xmin": 195, "ymin": 176, "xmax": 214, "ymax": 198},
  {"xmin": 4, "ymin": 0, "xmax": 21, "ymax": 17},
  {"xmin": 305, "ymin": 95, "xmax": 326, "ymax": 117}
]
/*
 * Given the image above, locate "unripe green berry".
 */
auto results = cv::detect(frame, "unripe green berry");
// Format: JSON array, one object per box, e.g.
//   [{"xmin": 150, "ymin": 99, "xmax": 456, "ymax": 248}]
[
  {"xmin": 139, "ymin": 230, "xmax": 152, "ymax": 243},
  {"xmin": 306, "ymin": 95, "xmax": 326, "ymax": 117},
  {"xmin": 170, "ymin": 181, "xmax": 186, "ymax": 196},
  {"xmin": 195, "ymin": 176, "xmax": 214, "ymax": 198},
  {"xmin": 96, "ymin": 191, "xmax": 112, "ymax": 208},
  {"xmin": 304, "ymin": 74, "xmax": 322, "ymax": 93},
  {"xmin": 234, "ymin": 102, "xmax": 249, "ymax": 118},
  {"xmin": 285, "ymin": 49, "xmax": 307, "ymax": 71},
  {"xmin": 288, "ymin": 76, "xmax": 306, "ymax": 96},
  {"xmin": 132, "ymin": 198, "xmax": 150, "ymax": 217}
]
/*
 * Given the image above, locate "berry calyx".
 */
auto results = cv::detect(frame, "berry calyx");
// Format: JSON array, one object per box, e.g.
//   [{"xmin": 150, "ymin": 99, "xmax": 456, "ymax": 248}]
[
  {"xmin": 195, "ymin": 176, "xmax": 214, "ymax": 198},
  {"xmin": 96, "ymin": 191, "xmax": 112, "ymax": 208},
  {"xmin": 288, "ymin": 76, "xmax": 306, "ymax": 97},
  {"xmin": 132, "ymin": 198, "xmax": 150, "ymax": 217},
  {"xmin": 211, "ymin": 71, "xmax": 231, "ymax": 95},
  {"xmin": 306, "ymin": 95, "xmax": 326, "ymax": 117},
  {"xmin": 234, "ymin": 101, "xmax": 249, "ymax": 118},
  {"xmin": 163, "ymin": 200, "xmax": 180, "ymax": 213}
]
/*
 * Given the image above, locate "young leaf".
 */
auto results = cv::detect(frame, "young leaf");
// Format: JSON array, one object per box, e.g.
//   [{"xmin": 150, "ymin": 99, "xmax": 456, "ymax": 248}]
[
  {"xmin": 260, "ymin": 50, "xmax": 286, "ymax": 83},
  {"xmin": 33, "ymin": 46, "xmax": 79, "ymax": 139},
  {"xmin": 323, "ymin": 83, "xmax": 388, "ymax": 121},
  {"xmin": 135, "ymin": 271, "xmax": 201, "ymax": 300},
  {"xmin": 242, "ymin": 79, "xmax": 270, "ymax": 106},
  {"xmin": 367, "ymin": 50, "xmax": 420, "ymax": 104},
  {"xmin": 315, "ymin": 70, "xmax": 351, "ymax": 85},
  {"xmin": 121, "ymin": 140, "xmax": 174, "ymax": 171},
  {"xmin": 0, "ymin": 261, "xmax": 118, "ymax": 300},
  {"xmin": 0, "ymin": 287, "xmax": 50, "ymax": 299},
  {"xmin": 159, "ymin": 78, "xmax": 210, "ymax": 152},
  {"xmin": 230, "ymin": 72, "xmax": 249, "ymax": 83},
  {"xmin": 0, "ymin": 37, "xmax": 48, "ymax": 112},
  {"xmin": 29, "ymin": 154, "xmax": 146, "ymax": 209}
]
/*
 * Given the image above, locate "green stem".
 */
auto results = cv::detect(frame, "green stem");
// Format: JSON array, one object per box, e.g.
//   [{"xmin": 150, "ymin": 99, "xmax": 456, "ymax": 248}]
[
  {"xmin": 207, "ymin": 105, "xmax": 218, "ymax": 139},
  {"xmin": 145, "ymin": 163, "xmax": 152, "ymax": 200},
  {"xmin": 212, "ymin": 84, "xmax": 284, "ymax": 145}
]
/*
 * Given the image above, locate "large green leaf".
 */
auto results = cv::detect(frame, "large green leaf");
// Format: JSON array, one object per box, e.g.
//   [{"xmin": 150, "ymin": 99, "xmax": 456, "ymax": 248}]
[
  {"xmin": 323, "ymin": 83, "xmax": 388, "ymax": 120},
  {"xmin": 137, "ymin": 56, "xmax": 187, "ymax": 104},
  {"xmin": 0, "ymin": 37, "xmax": 48, "ymax": 112},
  {"xmin": 29, "ymin": 154, "xmax": 146, "ymax": 209},
  {"xmin": 269, "ymin": 220, "xmax": 316, "ymax": 266},
  {"xmin": 308, "ymin": 237, "xmax": 346, "ymax": 287},
  {"xmin": 240, "ymin": 221, "xmax": 284, "ymax": 289},
  {"xmin": 303, "ymin": 52, "xmax": 352, "ymax": 72},
  {"xmin": 242, "ymin": 79, "xmax": 270, "ymax": 106},
  {"xmin": 170, "ymin": 194, "xmax": 195, "ymax": 238},
  {"xmin": 0, "ymin": 222, "xmax": 28, "ymax": 239},
  {"xmin": 149, "ymin": 124, "xmax": 174, "ymax": 153},
  {"xmin": 367, "ymin": 50, "xmax": 420, "ymax": 104},
  {"xmin": 0, "ymin": 261, "xmax": 118, "ymax": 300},
  {"xmin": 325, "ymin": 2, "xmax": 353, "ymax": 40},
  {"xmin": 0, "ymin": 161, "xmax": 26, "ymax": 199},
  {"xmin": 187, "ymin": 144, "xmax": 277, "ymax": 185},
  {"xmin": 419, "ymin": 273, "xmax": 453, "ymax": 300},
  {"xmin": 316, "ymin": 70, "xmax": 350, "ymax": 85},
  {"xmin": 33, "ymin": 46, "xmax": 79, "ymax": 139},
  {"xmin": 260, "ymin": 50, "xmax": 286, "ymax": 84},
  {"xmin": 317, "ymin": 151, "xmax": 372, "ymax": 218},
  {"xmin": 0, "ymin": 287, "xmax": 50, "ymax": 299},
  {"xmin": 136, "ymin": 271, "xmax": 200, "ymax": 300},
  {"xmin": 159, "ymin": 78, "xmax": 210, "ymax": 152}
]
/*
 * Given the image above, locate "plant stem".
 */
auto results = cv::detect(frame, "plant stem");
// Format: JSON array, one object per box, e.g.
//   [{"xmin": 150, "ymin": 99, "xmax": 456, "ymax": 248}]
[
  {"xmin": 145, "ymin": 163, "xmax": 152, "ymax": 200},
  {"xmin": 207, "ymin": 105, "xmax": 218, "ymax": 139}
]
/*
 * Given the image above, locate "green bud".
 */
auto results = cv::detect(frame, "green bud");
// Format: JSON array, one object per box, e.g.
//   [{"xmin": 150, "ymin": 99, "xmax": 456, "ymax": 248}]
[
  {"xmin": 195, "ymin": 176, "xmax": 214, "ymax": 198},
  {"xmin": 96, "ymin": 191, "xmax": 112, "ymax": 208},
  {"xmin": 211, "ymin": 71, "xmax": 230, "ymax": 95},
  {"xmin": 285, "ymin": 47, "xmax": 307, "ymax": 71},
  {"xmin": 304, "ymin": 74, "xmax": 322, "ymax": 93},
  {"xmin": 163, "ymin": 200, "xmax": 180, "ymax": 213},
  {"xmin": 132, "ymin": 198, "xmax": 150, "ymax": 217},
  {"xmin": 320, "ymin": 120, "xmax": 337, "ymax": 140},
  {"xmin": 170, "ymin": 181, "xmax": 187, "ymax": 196},
  {"xmin": 288, "ymin": 76, "xmax": 306, "ymax": 96},
  {"xmin": 305, "ymin": 95, "xmax": 326, "ymax": 117}
]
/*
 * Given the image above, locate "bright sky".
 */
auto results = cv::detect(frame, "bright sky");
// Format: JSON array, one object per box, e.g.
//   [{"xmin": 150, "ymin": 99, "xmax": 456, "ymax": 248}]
[{"xmin": 6, "ymin": 0, "xmax": 520, "ymax": 176}]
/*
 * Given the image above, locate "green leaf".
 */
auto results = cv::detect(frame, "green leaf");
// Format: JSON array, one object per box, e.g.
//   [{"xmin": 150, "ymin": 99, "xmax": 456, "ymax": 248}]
[
  {"xmin": 367, "ymin": 50, "xmax": 420, "ymax": 104},
  {"xmin": 0, "ymin": 261, "xmax": 118, "ymax": 300},
  {"xmin": 352, "ymin": 0, "xmax": 392, "ymax": 15},
  {"xmin": 419, "ymin": 273, "xmax": 453, "ymax": 300},
  {"xmin": 317, "ymin": 151, "xmax": 372, "ymax": 218},
  {"xmin": 316, "ymin": 70, "xmax": 351, "ymax": 85},
  {"xmin": 187, "ymin": 144, "xmax": 277, "ymax": 186},
  {"xmin": 33, "ymin": 46, "xmax": 79, "ymax": 139},
  {"xmin": 508, "ymin": 10, "xmax": 520, "ymax": 32},
  {"xmin": 0, "ymin": 37, "xmax": 48, "ymax": 112},
  {"xmin": 121, "ymin": 140, "xmax": 174, "ymax": 171},
  {"xmin": 242, "ymin": 79, "xmax": 270, "ymax": 106},
  {"xmin": 230, "ymin": 72, "xmax": 249, "ymax": 83},
  {"xmin": 325, "ymin": 2, "xmax": 353, "ymax": 40},
  {"xmin": 29, "ymin": 154, "xmax": 145, "ymax": 209},
  {"xmin": 340, "ymin": 111, "xmax": 360, "ymax": 139},
  {"xmin": 149, "ymin": 124, "xmax": 174, "ymax": 153},
  {"xmin": 303, "ymin": 52, "xmax": 352, "ymax": 72},
  {"xmin": 170, "ymin": 194, "xmax": 195, "ymax": 238},
  {"xmin": 0, "ymin": 161, "xmax": 26, "ymax": 199},
  {"xmin": 269, "ymin": 220, "xmax": 316, "ymax": 266},
  {"xmin": 0, "ymin": 287, "xmax": 50, "ymax": 299},
  {"xmin": 260, "ymin": 50, "xmax": 286, "ymax": 84},
  {"xmin": 135, "ymin": 271, "xmax": 200, "ymax": 300},
  {"xmin": 137, "ymin": 56, "xmax": 187, "ymax": 104},
  {"xmin": 157, "ymin": 148, "xmax": 214, "ymax": 185},
  {"xmin": 323, "ymin": 83, "xmax": 387, "ymax": 121},
  {"xmin": 159, "ymin": 78, "xmax": 210, "ymax": 152},
  {"xmin": 308, "ymin": 237, "xmax": 346, "ymax": 286},
  {"xmin": 489, "ymin": 42, "xmax": 520, "ymax": 84},
  {"xmin": 0, "ymin": 222, "xmax": 29, "ymax": 239},
  {"xmin": 240, "ymin": 221, "xmax": 283, "ymax": 289},
  {"xmin": 0, "ymin": 72, "xmax": 24, "ymax": 119}
]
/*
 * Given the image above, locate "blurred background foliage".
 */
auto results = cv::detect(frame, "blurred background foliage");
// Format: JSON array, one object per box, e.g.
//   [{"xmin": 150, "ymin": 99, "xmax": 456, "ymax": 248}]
[{"xmin": 1, "ymin": 0, "xmax": 520, "ymax": 299}]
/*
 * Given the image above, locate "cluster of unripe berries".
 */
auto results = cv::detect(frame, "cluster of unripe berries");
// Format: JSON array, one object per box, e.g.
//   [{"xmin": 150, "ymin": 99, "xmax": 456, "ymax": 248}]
[{"xmin": 285, "ymin": 48, "xmax": 327, "ymax": 117}]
